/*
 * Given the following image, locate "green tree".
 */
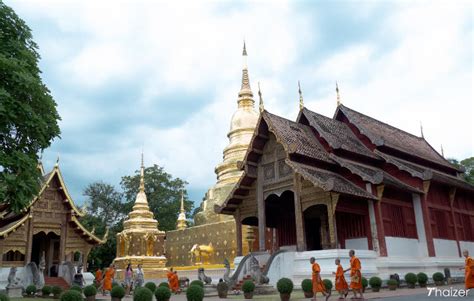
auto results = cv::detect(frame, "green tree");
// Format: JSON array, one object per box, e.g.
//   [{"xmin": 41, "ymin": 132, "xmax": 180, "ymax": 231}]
[
  {"xmin": 120, "ymin": 164, "xmax": 194, "ymax": 231},
  {"xmin": 0, "ymin": 1, "xmax": 61, "ymax": 212},
  {"xmin": 447, "ymin": 157, "xmax": 474, "ymax": 185}
]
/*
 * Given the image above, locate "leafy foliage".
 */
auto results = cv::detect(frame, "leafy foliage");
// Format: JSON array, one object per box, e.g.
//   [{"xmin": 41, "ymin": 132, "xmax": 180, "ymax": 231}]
[
  {"xmin": 189, "ymin": 280, "xmax": 204, "ymax": 288},
  {"xmin": 447, "ymin": 157, "xmax": 474, "ymax": 185},
  {"xmin": 276, "ymin": 278, "xmax": 293, "ymax": 294},
  {"xmin": 241, "ymin": 280, "xmax": 255, "ymax": 293},
  {"xmin": 361, "ymin": 277, "xmax": 368, "ymax": 288},
  {"xmin": 0, "ymin": 1, "xmax": 61, "ymax": 212},
  {"xmin": 301, "ymin": 279, "xmax": 312, "ymax": 293},
  {"xmin": 417, "ymin": 272, "xmax": 428, "ymax": 284},
  {"xmin": 154, "ymin": 286, "xmax": 171, "ymax": 301},
  {"xmin": 158, "ymin": 282, "xmax": 170, "ymax": 288},
  {"xmin": 111, "ymin": 286, "xmax": 125, "ymax": 299},
  {"xmin": 25, "ymin": 285, "xmax": 36, "ymax": 295},
  {"xmin": 134, "ymin": 287, "xmax": 153, "ymax": 301},
  {"xmin": 52, "ymin": 286, "xmax": 63, "ymax": 296},
  {"xmin": 144, "ymin": 282, "xmax": 157, "ymax": 292},
  {"xmin": 83, "ymin": 285, "xmax": 97, "ymax": 297},
  {"xmin": 186, "ymin": 285, "xmax": 204, "ymax": 301},
  {"xmin": 369, "ymin": 277, "xmax": 382, "ymax": 288},
  {"xmin": 42, "ymin": 285, "xmax": 52, "ymax": 296},
  {"xmin": 432, "ymin": 272, "xmax": 444, "ymax": 282},
  {"xmin": 70, "ymin": 285, "xmax": 82, "ymax": 293},
  {"xmin": 322, "ymin": 279, "xmax": 332, "ymax": 291},
  {"xmin": 404, "ymin": 273, "xmax": 417, "ymax": 285},
  {"xmin": 60, "ymin": 290, "xmax": 83, "ymax": 301}
]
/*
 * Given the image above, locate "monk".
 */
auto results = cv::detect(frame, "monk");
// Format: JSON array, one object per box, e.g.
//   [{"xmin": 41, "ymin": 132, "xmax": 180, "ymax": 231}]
[
  {"xmin": 460, "ymin": 249, "xmax": 474, "ymax": 289},
  {"xmin": 102, "ymin": 264, "xmax": 115, "ymax": 296},
  {"xmin": 167, "ymin": 268, "xmax": 180, "ymax": 293},
  {"xmin": 333, "ymin": 258, "xmax": 348, "ymax": 300},
  {"xmin": 95, "ymin": 268, "xmax": 103, "ymax": 289},
  {"xmin": 310, "ymin": 257, "xmax": 330, "ymax": 301},
  {"xmin": 344, "ymin": 250, "xmax": 364, "ymax": 300}
]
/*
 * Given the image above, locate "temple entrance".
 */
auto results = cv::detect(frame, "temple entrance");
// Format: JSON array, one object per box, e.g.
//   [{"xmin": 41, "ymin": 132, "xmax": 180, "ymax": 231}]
[
  {"xmin": 31, "ymin": 232, "xmax": 61, "ymax": 277},
  {"xmin": 265, "ymin": 191, "xmax": 296, "ymax": 248},
  {"xmin": 304, "ymin": 205, "xmax": 328, "ymax": 251}
]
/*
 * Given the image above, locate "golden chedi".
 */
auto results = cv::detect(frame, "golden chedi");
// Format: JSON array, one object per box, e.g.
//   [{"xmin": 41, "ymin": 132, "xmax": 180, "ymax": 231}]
[{"xmin": 114, "ymin": 155, "xmax": 167, "ymax": 279}]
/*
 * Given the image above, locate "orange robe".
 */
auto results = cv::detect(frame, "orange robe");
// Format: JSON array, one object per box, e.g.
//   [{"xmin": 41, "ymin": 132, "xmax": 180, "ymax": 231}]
[
  {"xmin": 312, "ymin": 262, "xmax": 326, "ymax": 293},
  {"xmin": 103, "ymin": 268, "xmax": 115, "ymax": 291},
  {"xmin": 167, "ymin": 272, "xmax": 179, "ymax": 292},
  {"xmin": 350, "ymin": 256, "xmax": 362, "ymax": 290},
  {"xmin": 95, "ymin": 269, "xmax": 103, "ymax": 286},
  {"xmin": 335, "ymin": 264, "xmax": 348, "ymax": 291},
  {"xmin": 465, "ymin": 256, "xmax": 474, "ymax": 289}
]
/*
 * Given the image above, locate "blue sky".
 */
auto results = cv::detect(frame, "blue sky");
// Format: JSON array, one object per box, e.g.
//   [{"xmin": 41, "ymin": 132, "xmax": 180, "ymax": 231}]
[{"xmin": 6, "ymin": 0, "xmax": 473, "ymax": 208}]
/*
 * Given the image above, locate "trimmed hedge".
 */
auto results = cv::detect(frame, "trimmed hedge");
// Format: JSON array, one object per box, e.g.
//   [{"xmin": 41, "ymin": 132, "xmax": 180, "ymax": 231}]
[
  {"xmin": 155, "ymin": 286, "xmax": 172, "ymax": 301},
  {"xmin": 301, "ymin": 279, "xmax": 312, "ymax": 293},
  {"xmin": 369, "ymin": 277, "xmax": 382, "ymax": 288},
  {"xmin": 189, "ymin": 280, "xmax": 204, "ymax": 288},
  {"xmin": 52, "ymin": 286, "xmax": 63, "ymax": 296},
  {"xmin": 417, "ymin": 272, "xmax": 428, "ymax": 285},
  {"xmin": 70, "ymin": 285, "xmax": 82, "ymax": 293},
  {"xmin": 42, "ymin": 285, "xmax": 52, "ymax": 296},
  {"xmin": 111, "ymin": 286, "xmax": 126, "ymax": 299},
  {"xmin": 404, "ymin": 273, "xmax": 417, "ymax": 285},
  {"xmin": 84, "ymin": 285, "xmax": 97, "ymax": 297},
  {"xmin": 60, "ymin": 290, "xmax": 83, "ymax": 301},
  {"xmin": 186, "ymin": 285, "xmax": 204, "ymax": 301},
  {"xmin": 322, "ymin": 279, "xmax": 332, "ymax": 291},
  {"xmin": 158, "ymin": 282, "xmax": 170, "ymax": 288},
  {"xmin": 276, "ymin": 278, "xmax": 293, "ymax": 294},
  {"xmin": 0, "ymin": 293, "xmax": 10, "ymax": 301},
  {"xmin": 242, "ymin": 281, "xmax": 255, "ymax": 293},
  {"xmin": 361, "ymin": 277, "xmax": 368, "ymax": 288},
  {"xmin": 144, "ymin": 282, "xmax": 157, "ymax": 292},
  {"xmin": 133, "ymin": 287, "xmax": 153, "ymax": 301},
  {"xmin": 433, "ymin": 272, "xmax": 444, "ymax": 282},
  {"xmin": 26, "ymin": 285, "xmax": 37, "ymax": 296}
]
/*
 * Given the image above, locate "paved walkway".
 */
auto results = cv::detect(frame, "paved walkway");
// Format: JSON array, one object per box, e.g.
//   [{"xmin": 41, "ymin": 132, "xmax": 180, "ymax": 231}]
[{"xmin": 96, "ymin": 284, "xmax": 469, "ymax": 300}]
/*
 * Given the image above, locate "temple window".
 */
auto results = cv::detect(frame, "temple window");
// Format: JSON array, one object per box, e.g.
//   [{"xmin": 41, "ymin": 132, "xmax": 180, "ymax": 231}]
[{"xmin": 2, "ymin": 250, "xmax": 25, "ymax": 262}]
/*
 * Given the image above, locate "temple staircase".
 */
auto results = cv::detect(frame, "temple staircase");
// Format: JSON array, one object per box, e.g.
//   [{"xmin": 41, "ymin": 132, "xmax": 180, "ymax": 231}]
[{"xmin": 44, "ymin": 276, "xmax": 69, "ymax": 290}]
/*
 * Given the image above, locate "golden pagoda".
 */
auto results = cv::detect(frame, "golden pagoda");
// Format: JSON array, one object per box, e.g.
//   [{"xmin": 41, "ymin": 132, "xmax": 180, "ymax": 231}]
[
  {"xmin": 176, "ymin": 192, "xmax": 187, "ymax": 230},
  {"xmin": 114, "ymin": 155, "xmax": 167, "ymax": 279}
]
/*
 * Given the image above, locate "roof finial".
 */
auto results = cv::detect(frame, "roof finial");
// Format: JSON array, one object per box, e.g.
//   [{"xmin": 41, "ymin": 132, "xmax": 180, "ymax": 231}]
[
  {"xmin": 441, "ymin": 144, "xmax": 444, "ymax": 157},
  {"xmin": 258, "ymin": 82, "xmax": 264, "ymax": 113},
  {"xmin": 336, "ymin": 81, "xmax": 341, "ymax": 106},
  {"xmin": 298, "ymin": 81, "xmax": 304, "ymax": 110},
  {"xmin": 55, "ymin": 154, "xmax": 60, "ymax": 167},
  {"xmin": 238, "ymin": 41, "xmax": 254, "ymax": 107},
  {"xmin": 243, "ymin": 40, "xmax": 247, "ymax": 56},
  {"xmin": 420, "ymin": 121, "xmax": 424, "ymax": 138},
  {"xmin": 139, "ymin": 152, "xmax": 145, "ymax": 192}
]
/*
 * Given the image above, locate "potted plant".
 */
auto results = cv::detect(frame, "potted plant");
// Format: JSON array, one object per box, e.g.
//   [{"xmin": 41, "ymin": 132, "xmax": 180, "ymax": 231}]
[
  {"xmin": 42, "ymin": 286, "xmax": 52, "ymax": 298},
  {"xmin": 134, "ymin": 287, "xmax": 153, "ymax": 301},
  {"xmin": 84, "ymin": 285, "xmax": 97, "ymax": 301},
  {"xmin": 242, "ymin": 280, "xmax": 255, "ymax": 299},
  {"xmin": 26, "ymin": 285, "xmax": 37, "ymax": 297},
  {"xmin": 369, "ymin": 277, "xmax": 382, "ymax": 292},
  {"xmin": 186, "ymin": 285, "xmax": 204, "ymax": 301},
  {"xmin": 190, "ymin": 280, "xmax": 204, "ymax": 288},
  {"xmin": 417, "ymin": 272, "xmax": 428, "ymax": 287},
  {"xmin": 404, "ymin": 273, "xmax": 417, "ymax": 288},
  {"xmin": 111, "ymin": 285, "xmax": 125, "ymax": 301},
  {"xmin": 144, "ymin": 282, "xmax": 157, "ymax": 292},
  {"xmin": 387, "ymin": 279, "xmax": 397, "ymax": 291},
  {"xmin": 159, "ymin": 282, "xmax": 170, "ymax": 288},
  {"xmin": 301, "ymin": 279, "xmax": 313, "ymax": 298},
  {"xmin": 276, "ymin": 278, "xmax": 293, "ymax": 301},
  {"xmin": 70, "ymin": 285, "xmax": 82, "ymax": 293},
  {"xmin": 322, "ymin": 279, "xmax": 332, "ymax": 294},
  {"xmin": 217, "ymin": 281, "xmax": 229, "ymax": 298},
  {"xmin": 60, "ymin": 290, "xmax": 83, "ymax": 301},
  {"xmin": 155, "ymin": 287, "xmax": 171, "ymax": 301},
  {"xmin": 361, "ymin": 277, "xmax": 368, "ymax": 293},
  {"xmin": 433, "ymin": 272, "xmax": 444, "ymax": 286},
  {"xmin": 52, "ymin": 286, "xmax": 63, "ymax": 299}
]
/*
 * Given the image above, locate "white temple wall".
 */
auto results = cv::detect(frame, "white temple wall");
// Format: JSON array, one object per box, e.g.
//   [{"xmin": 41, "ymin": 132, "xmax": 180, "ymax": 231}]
[
  {"xmin": 345, "ymin": 238, "xmax": 369, "ymax": 250},
  {"xmin": 385, "ymin": 237, "xmax": 426, "ymax": 257},
  {"xmin": 434, "ymin": 239, "xmax": 459, "ymax": 257},
  {"xmin": 460, "ymin": 241, "xmax": 474, "ymax": 254}
]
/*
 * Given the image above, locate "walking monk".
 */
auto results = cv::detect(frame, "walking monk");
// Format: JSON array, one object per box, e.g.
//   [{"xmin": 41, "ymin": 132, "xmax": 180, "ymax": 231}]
[
  {"xmin": 167, "ymin": 268, "xmax": 180, "ymax": 293},
  {"xmin": 344, "ymin": 250, "xmax": 364, "ymax": 300},
  {"xmin": 460, "ymin": 250, "xmax": 474, "ymax": 289},
  {"xmin": 102, "ymin": 264, "xmax": 115, "ymax": 296},
  {"xmin": 333, "ymin": 258, "xmax": 348, "ymax": 300},
  {"xmin": 310, "ymin": 257, "xmax": 330, "ymax": 301},
  {"xmin": 95, "ymin": 267, "xmax": 103, "ymax": 291}
]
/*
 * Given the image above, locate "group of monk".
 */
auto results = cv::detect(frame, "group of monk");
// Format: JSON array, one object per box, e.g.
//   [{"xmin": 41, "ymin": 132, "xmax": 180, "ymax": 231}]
[
  {"xmin": 310, "ymin": 250, "xmax": 364, "ymax": 301},
  {"xmin": 167, "ymin": 267, "xmax": 181, "ymax": 293},
  {"xmin": 94, "ymin": 264, "xmax": 116, "ymax": 296}
]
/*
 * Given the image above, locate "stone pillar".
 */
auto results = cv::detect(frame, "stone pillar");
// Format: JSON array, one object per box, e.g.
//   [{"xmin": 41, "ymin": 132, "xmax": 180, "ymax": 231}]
[
  {"xmin": 25, "ymin": 215, "xmax": 34, "ymax": 264},
  {"xmin": 293, "ymin": 174, "xmax": 306, "ymax": 251},
  {"xmin": 412, "ymin": 193, "xmax": 429, "ymax": 257},
  {"xmin": 235, "ymin": 208, "xmax": 243, "ymax": 256},
  {"xmin": 421, "ymin": 181, "xmax": 436, "ymax": 257},
  {"xmin": 257, "ymin": 164, "xmax": 266, "ymax": 251}
]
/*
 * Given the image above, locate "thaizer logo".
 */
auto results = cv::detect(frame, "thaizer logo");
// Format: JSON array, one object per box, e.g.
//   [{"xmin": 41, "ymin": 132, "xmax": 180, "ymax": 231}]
[{"xmin": 427, "ymin": 287, "xmax": 470, "ymax": 297}]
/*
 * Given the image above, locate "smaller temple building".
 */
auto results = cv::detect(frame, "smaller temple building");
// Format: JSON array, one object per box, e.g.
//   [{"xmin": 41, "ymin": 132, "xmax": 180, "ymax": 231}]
[
  {"xmin": 114, "ymin": 156, "xmax": 167, "ymax": 279},
  {"xmin": 0, "ymin": 162, "xmax": 107, "ymax": 274}
]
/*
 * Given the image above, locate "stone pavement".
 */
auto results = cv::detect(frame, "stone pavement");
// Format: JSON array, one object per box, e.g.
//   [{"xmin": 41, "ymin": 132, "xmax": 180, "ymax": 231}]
[{"xmin": 96, "ymin": 283, "xmax": 470, "ymax": 300}]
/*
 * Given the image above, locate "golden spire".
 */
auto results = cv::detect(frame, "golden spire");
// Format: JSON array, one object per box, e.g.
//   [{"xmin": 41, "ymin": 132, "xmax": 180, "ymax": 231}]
[
  {"xmin": 176, "ymin": 190, "xmax": 187, "ymax": 230},
  {"xmin": 441, "ymin": 144, "xmax": 444, "ymax": 157},
  {"xmin": 298, "ymin": 81, "xmax": 304, "ymax": 110},
  {"xmin": 238, "ymin": 41, "xmax": 254, "ymax": 108},
  {"xmin": 420, "ymin": 121, "xmax": 424, "ymax": 138},
  {"xmin": 336, "ymin": 82, "xmax": 341, "ymax": 106},
  {"xmin": 258, "ymin": 82, "xmax": 264, "ymax": 113},
  {"xmin": 139, "ymin": 151, "xmax": 145, "ymax": 192}
]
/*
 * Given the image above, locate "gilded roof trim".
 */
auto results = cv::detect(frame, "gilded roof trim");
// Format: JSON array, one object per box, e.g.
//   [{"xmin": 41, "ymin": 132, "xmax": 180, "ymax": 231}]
[
  {"xmin": 0, "ymin": 213, "xmax": 29, "ymax": 238},
  {"xmin": 70, "ymin": 215, "xmax": 108, "ymax": 244}
]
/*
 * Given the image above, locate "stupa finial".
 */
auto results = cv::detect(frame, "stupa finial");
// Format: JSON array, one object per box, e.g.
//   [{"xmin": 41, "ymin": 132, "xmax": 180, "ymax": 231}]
[
  {"xmin": 238, "ymin": 41, "xmax": 254, "ymax": 107},
  {"xmin": 298, "ymin": 81, "xmax": 304, "ymax": 110},
  {"xmin": 139, "ymin": 152, "xmax": 145, "ymax": 192}
]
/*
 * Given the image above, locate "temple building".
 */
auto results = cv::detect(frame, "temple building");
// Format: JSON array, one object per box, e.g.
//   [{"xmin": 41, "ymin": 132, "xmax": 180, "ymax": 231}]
[
  {"xmin": 216, "ymin": 90, "xmax": 474, "ymax": 281},
  {"xmin": 0, "ymin": 161, "xmax": 107, "ymax": 273},
  {"xmin": 114, "ymin": 156, "xmax": 167, "ymax": 279}
]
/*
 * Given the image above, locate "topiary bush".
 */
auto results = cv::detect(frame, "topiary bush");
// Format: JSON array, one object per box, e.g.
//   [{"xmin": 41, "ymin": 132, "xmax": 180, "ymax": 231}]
[
  {"xmin": 189, "ymin": 280, "xmax": 204, "ymax": 288},
  {"xmin": 144, "ymin": 282, "xmax": 157, "ymax": 292},
  {"xmin": 186, "ymin": 285, "xmax": 204, "ymax": 301},
  {"xmin": 158, "ymin": 282, "xmax": 170, "ymax": 288},
  {"xmin": 217, "ymin": 282, "xmax": 229, "ymax": 298},
  {"xmin": 112, "ymin": 282, "xmax": 119, "ymax": 288},
  {"xmin": 369, "ymin": 276, "xmax": 382, "ymax": 288},
  {"xmin": 361, "ymin": 277, "xmax": 368, "ymax": 289},
  {"xmin": 433, "ymin": 272, "xmax": 444, "ymax": 285},
  {"xmin": 404, "ymin": 273, "xmax": 417, "ymax": 288},
  {"xmin": 60, "ymin": 290, "xmax": 83, "ymax": 301},
  {"xmin": 42, "ymin": 285, "xmax": 52, "ymax": 296},
  {"xmin": 301, "ymin": 279, "xmax": 312, "ymax": 293},
  {"xmin": 134, "ymin": 287, "xmax": 153, "ymax": 301},
  {"xmin": 387, "ymin": 279, "xmax": 398, "ymax": 290},
  {"xmin": 0, "ymin": 293, "xmax": 10, "ymax": 301},
  {"xmin": 242, "ymin": 281, "xmax": 255, "ymax": 293},
  {"xmin": 111, "ymin": 286, "xmax": 126, "ymax": 299},
  {"xmin": 154, "ymin": 286, "xmax": 171, "ymax": 301},
  {"xmin": 322, "ymin": 279, "xmax": 332, "ymax": 292},
  {"xmin": 26, "ymin": 285, "xmax": 37, "ymax": 296},
  {"xmin": 52, "ymin": 286, "xmax": 63, "ymax": 297},
  {"xmin": 83, "ymin": 285, "xmax": 97, "ymax": 297},
  {"xmin": 276, "ymin": 278, "xmax": 293, "ymax": 294},
  {"xmin": 417, "ymin": 272, "xmax": 428, "ymax": 287},
  {"xmin": 70, "ymin": 285, "xmax": 82, "ymax": 293}
]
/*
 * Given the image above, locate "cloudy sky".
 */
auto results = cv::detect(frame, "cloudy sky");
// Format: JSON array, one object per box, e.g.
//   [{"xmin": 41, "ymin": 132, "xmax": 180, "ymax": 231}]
[{"xmin": 7, "ymin": 0, "xmax": 473, "ymax": 207}]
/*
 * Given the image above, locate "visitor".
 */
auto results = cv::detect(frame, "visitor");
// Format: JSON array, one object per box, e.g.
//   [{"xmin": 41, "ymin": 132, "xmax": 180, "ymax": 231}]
[
  {"xmin": 333, "ymin": 258, "xmax": 348, "ymax": 300},
  {"xmin": 73, "ymin": 266, "xmax": 86, "ymax": 288},
  {"xmin": 460, "ymin": 249, "xmax": 474, "ymax": 289},
  {"xmin": 167, "ymin": 267, "xmax": 180, "ymax": 294},
  {"xmin": 124, "ymin": 263, "xmax": 133, "ymax": 296},
  {"xmin": 135, "ymin": 264, "xmax": 144, "ymax": 288},
  {"xmin": 310, "ymin": 257, "xmax": 330, "ymax": 301},
  {"xmin": 102, "ymin": 263, "xmax": 115, "ymax": 296},
  {"xmin": 344, "ymin": 250, "xmax": 364, "ymax": 300}
]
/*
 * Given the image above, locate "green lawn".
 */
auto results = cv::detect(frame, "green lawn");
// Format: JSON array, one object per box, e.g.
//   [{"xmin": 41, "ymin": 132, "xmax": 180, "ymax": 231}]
[
  {"xmin": 11, "ymin": 299, "xmax": 55, "ymax": 301},
  {"xmin": 227, "ymin": 291, "xmax": 306, "ymax": 300}
]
